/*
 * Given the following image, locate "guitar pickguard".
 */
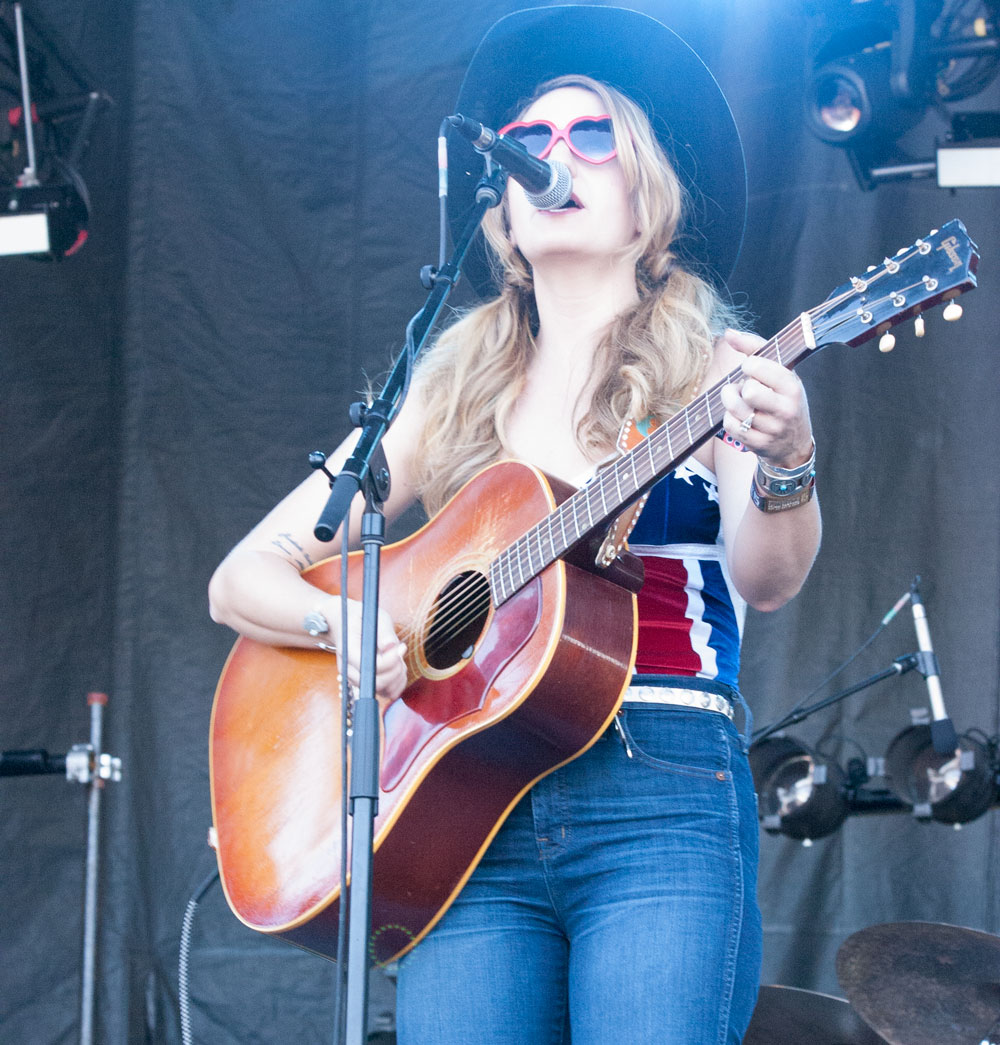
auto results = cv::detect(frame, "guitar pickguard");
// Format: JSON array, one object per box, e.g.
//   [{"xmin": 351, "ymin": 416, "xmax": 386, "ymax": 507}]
[{"xmin": 380, "ymin": 578, "xmax": 543, "ymax": 792}]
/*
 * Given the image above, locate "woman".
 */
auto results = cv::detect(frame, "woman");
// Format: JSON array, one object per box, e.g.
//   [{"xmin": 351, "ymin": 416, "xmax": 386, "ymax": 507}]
[{"xmin": 209, "ymin": 7, "xmax": 820, "ymax": 1043}]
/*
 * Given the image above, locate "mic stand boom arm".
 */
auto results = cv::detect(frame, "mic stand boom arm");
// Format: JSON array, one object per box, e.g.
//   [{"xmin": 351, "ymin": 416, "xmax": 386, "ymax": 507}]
[{"xmin": 753, "ymin": 653, "xmax": 923, "ymax": 743}]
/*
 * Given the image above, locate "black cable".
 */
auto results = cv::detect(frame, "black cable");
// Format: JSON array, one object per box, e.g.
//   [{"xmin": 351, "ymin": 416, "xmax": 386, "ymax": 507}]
[
  {"xmin": 753, "ymin": 580, "xmax": 917, "ymax": 741},
  {"xmin": 178, "ymin": 868, "xmax": 221, "ymax": 1045},
  {"xmin": 815, "ymin": 733, "xmax": 870, "ymax": 763},
  {"xmin": 934, "ymin": 0, "xmax": 1000, "ymax": 99},
  {"xmin": 333, "ymin": 508, "xmax": 351, "ymax": 1045}
]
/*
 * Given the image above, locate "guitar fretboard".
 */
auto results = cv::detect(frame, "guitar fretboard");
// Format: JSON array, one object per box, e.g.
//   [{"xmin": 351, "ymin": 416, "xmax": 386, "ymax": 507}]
[
  {"xmin": 487, "ymin": 220, "xmax": 977, "ymax": 607},
  {"xmin": 487, "ymin": 321, "xmax": 811, "ymax": 606}
]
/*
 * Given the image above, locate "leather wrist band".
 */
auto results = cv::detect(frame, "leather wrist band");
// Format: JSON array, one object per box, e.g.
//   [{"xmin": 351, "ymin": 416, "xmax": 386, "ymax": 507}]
[{"xmin": 751, "ymin": 472, "xmax": 816, "ymax": 513}]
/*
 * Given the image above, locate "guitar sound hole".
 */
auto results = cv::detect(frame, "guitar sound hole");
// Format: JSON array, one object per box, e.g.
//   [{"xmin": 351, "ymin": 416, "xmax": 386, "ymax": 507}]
[{"xmin": 424, "ymin": 571, "xmax": 491, "ymax": 671}]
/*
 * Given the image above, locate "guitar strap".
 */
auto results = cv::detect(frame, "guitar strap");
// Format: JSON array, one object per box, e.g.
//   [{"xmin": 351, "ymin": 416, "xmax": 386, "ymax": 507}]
[
  {"xmin": 595, "ymin": 412, "xmax": 750, "ymax": 568},
  {"xmin": 590, "ymin": 417, "xmax": 655, "ymax": 568}
]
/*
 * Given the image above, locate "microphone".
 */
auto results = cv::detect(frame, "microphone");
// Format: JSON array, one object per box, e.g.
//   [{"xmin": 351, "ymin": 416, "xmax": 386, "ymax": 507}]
[
  {"xmin": 448, "ymin": 113, "xmax": 573, "ymax": 211},
  {"xmin": 908, "ymin": 580, "xmax": 959, "ymax": 755}
]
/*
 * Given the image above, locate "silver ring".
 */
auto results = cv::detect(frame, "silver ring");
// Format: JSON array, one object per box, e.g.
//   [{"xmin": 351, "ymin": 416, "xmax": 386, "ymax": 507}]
[{"xmin": 738, "ymin": 411, "xmax": 755, "ymax": 434}]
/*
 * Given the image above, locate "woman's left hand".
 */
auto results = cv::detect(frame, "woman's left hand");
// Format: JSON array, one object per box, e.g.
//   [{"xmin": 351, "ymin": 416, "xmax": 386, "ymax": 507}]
[{"xmin": 718, "ymin": 329, "xmax": 814, "ymax": 469}]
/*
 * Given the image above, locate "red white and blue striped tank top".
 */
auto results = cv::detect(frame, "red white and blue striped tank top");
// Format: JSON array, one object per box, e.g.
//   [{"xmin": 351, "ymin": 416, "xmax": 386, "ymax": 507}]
[{"xmin": 627, "ymin": 457, "xmax": 745, "ymax": 687}]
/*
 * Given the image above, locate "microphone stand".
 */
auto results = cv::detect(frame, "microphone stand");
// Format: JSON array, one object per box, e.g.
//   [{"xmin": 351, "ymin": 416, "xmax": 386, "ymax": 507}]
[
  {"xmin": 753, "ymin": 653, "xmax": 923, "ymax": 743},
  {"xmin": 754, "ymin": 579, "xmax": 957, "ymax": 752},
  {"xmin": 313, "ymin": 166, "xmax": 508, "ymax": 1045}
]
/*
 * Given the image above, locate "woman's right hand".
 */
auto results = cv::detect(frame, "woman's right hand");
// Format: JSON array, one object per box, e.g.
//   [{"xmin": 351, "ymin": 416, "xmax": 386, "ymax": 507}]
[
  {"xmin": 325, "ymin": 596, "xmax": 409, "ymax": 704},
  {"xmin": 208, "ymin": 547, "xmax": 409, "ymax": 703}
]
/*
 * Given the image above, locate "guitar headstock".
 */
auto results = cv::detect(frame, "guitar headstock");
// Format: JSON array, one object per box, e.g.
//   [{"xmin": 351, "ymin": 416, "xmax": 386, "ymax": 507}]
[{"xmin": 811, "ymin": 220, "xmax": 979, "ymax": 351}]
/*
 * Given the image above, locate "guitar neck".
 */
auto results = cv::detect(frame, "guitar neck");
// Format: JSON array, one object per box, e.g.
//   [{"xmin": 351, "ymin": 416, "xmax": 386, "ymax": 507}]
[
  {"xmin": 488, "ymin": 218, "xmax": 979, "ymax": 607},
  {"xmin": 488, "ymin": 314, "xmax": 818, "ymax": 606}
]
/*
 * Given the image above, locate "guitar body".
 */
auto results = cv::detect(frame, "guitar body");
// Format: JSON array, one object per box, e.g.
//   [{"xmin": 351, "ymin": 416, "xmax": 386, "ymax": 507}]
[{"xmin": 210, "ymin": 459, "xmax": 638, "ymax": 965}]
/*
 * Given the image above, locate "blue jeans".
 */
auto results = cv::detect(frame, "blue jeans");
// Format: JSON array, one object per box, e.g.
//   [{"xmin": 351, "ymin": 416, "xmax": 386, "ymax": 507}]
[{"xmin": 396, "ymin": 700, "xmax": 761, "ymax": 1044}]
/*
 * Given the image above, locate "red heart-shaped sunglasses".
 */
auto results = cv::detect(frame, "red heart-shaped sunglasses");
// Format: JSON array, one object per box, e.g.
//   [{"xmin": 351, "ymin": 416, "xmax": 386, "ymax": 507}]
[{"xmin": 497, "ymin": 115, "xmax": 617, "ymax": 164}]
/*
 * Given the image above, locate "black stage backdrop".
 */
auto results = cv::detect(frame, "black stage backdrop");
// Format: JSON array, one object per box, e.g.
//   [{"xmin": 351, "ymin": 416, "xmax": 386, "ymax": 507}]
[{"xmin": 2, "ymin": 1, "xmax": 997, "ymax": 1042}]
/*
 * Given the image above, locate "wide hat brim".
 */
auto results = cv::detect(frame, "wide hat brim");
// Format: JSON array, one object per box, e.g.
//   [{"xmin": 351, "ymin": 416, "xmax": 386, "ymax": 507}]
[{"xmin": 449, "ymin": 5, "xmax": 747, "ymax": 297}]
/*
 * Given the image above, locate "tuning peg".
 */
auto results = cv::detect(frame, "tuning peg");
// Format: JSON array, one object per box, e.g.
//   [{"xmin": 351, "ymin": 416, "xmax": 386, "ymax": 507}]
[
  {"xmin": 914, "ymin": 315, "xmax": 926, "ymax": 337},
  {"xmin": 942, "ymin": 301, "xmax": 963, "ymax": 321},
  {"xmin": 879, "ymin": 332, "xmax": 896, "ymax": 353}
]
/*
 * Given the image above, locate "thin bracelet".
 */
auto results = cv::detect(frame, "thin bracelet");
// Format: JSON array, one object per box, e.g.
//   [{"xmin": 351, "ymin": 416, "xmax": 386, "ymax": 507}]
[
  {"xmin": 303, "ymin": 608, "xmax": 338, "ymax": 653},
  {"xmin": 756, "ymin": 442, "xmax": 816, "ymax": 486}
]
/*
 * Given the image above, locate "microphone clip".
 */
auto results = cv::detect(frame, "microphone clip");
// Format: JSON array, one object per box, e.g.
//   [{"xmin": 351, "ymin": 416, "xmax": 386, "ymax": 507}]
[{"xmin": 893, "ymin": 650, "xmax": 941, "ymax": 678}]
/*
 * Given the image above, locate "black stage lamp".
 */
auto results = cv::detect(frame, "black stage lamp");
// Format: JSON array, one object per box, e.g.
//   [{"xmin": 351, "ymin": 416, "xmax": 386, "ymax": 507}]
[
  {"xmin": 0, "ymin": 179, "xmax": 89, "ymax": 258},
  {"xmin": 807, "ymin": 41, "xmax": 927, "ymax": 147},
  {"xmin": 884, "ymin": 723, "xmax": 997, "ymax": 823},
  {"xmin": 749, "ymin": 736, "xmax": 850, "ymax": 842},
  {"xmin": 804, "ymin": 0, "xmax": 1000, "ymax": 189}
]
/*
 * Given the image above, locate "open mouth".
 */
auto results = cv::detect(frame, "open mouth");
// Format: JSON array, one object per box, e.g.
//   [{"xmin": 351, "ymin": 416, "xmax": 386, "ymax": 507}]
[{"xmin": 552, "ymin": 195, "xmax": 582, "ymax": 211}]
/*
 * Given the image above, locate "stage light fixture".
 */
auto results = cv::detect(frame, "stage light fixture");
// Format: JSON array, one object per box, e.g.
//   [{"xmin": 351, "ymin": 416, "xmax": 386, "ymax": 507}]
[
  {"xmin": 0, "ymin": 181, "xmax": 88, "ymax": 258},
  {"xmin": 807, "ymin": 43, "xmax": 926, "ymax": 147},
  {"xmin": 884, "ymin": 722, "xmax": 997, "ymax": 824},
  {"xmin": 804, "ymin": 0, "xmax": 1000, "ymax": 190},
  {"xmin": 749, "ymin": 736, "xmax": 850, "ymax": 842},
  {"xmin": 1, "ymin": 4, "xmax": 108, "ymax": 258}
]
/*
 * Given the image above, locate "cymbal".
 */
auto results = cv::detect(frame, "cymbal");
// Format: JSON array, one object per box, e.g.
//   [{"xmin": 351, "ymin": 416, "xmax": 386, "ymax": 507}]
[
  {"xmin": 745, "ymin": 985, "xmax": 887, "ymax": 1044},
  {"xmin": 837, "ymin": 921, "xmax": 1000, "ymax": 1045}
]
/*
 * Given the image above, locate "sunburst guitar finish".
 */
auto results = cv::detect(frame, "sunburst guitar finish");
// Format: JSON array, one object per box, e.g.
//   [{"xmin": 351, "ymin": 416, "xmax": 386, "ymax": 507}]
[{"xmin": 210, "ymin": 460, "xmax": 638, "ymax": 965}]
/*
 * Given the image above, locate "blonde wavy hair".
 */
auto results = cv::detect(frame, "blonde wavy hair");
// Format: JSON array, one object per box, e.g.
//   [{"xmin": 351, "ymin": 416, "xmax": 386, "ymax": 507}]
[{"xmin": 412, "ymin": 75, "xmax": 741, "ymax": 516}]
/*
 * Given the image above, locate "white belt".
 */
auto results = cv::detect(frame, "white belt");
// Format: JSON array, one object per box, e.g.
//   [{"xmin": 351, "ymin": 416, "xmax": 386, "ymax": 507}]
[{"xmin": 623, "ymin": 685, "xmax": 735, "ymax": 721}]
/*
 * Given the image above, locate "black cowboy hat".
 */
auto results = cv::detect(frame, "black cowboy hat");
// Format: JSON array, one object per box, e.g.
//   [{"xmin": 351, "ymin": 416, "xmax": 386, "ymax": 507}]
[{"xmin": 449, "ymin": 4, "xmax": 747, "ymax": 296}]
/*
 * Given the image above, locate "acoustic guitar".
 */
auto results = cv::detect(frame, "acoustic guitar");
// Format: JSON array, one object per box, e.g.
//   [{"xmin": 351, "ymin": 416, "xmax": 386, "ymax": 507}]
[{"xmin": 210, "ymin": 221, "xmax": 977, "ymax": 965}]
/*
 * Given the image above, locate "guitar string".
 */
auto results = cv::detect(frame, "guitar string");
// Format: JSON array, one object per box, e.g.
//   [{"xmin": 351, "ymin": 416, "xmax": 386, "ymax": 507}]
[
  {"xmin": 419, "ymin": 366, "xmax": 747, "ymax": 657},
  {"xmin": 494, "ymin": 319, "xmax": 802, "ymax": 592},
  {"xmin": 488, "ymin": 324, "xmax": 828, "ymax": 609},
  {"xmin": 419, "ymin": 360, "xmax": 754, "ymax": 656},
  {"xmin": 416, "ymin": 256, "xmax": 936, "ymax": 655},
  {"xmin": 379, "ymin": 249, "xmax": 956, "ymax": 669},
  {"xmin": 420, "ymin": 292, "xmax": 921, "ymax": 659},
  {"xmin": 420, "ymin": 580, "xmax": 493, "ymax": 660},
  {"xmin": 542, "ymin": 254, "xmax": 938, "ymax": 568}
]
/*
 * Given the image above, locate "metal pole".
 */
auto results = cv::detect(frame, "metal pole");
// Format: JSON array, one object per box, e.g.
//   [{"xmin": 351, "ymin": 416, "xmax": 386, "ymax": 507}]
[
  {"xmin": 13, "ymin": 3, "xmax": 40, "ymax": 186},
  {"xmin": 79, "ymin": 692, "xmax": 107, "ymax": 1045}
]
